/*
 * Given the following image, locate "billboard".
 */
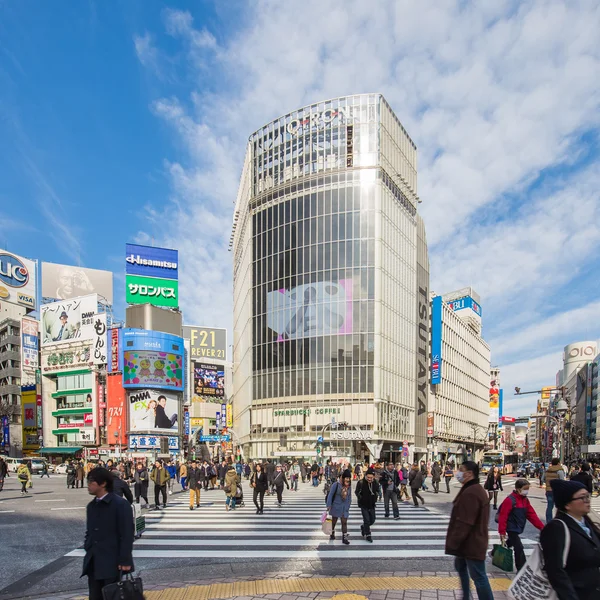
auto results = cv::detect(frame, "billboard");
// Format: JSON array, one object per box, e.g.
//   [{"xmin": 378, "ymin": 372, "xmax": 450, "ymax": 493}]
[
  {"xmin": 266, "ymin": 280, "xmax": 353, "ymax": 340},
  {"xmin": 106, "ymin": 373, "xmax": 127, "ymax": 446},
  {"xmin": 41, "ymin": 262, "xmax": 113, "ymax": 304},
  {"xmin": 40, "ymin": 294, "xmax": 98, "ymax": 346},
  {"xmin": 1, "ymin": 415, "xmax": 10, "ymax": 452},
  {"xmin": 21, "ymin": 317, "xmax": 39, "ymax": 370},
  {"xmin": 489, "ymin": 380, "xmax": 500, "ymax": 424},
  {"xmin": 430, "ymin": 295, "xmax": 442, "ymax": 384},
  {"xmin": 0, "ymin": 249, "xmax": 37, "ymax": 309},
  {"xmin": 109, "ymin": 328, "xmax": 120, "ymax": 372},
  {"xmin": 91, "ymin": 314, "xmax": 107, "ymax": 366},
  {"xmin": 126, "ymin": 274, "xmax": 179, "ymax": 308},
  {"xmin": 541, "ymin": 386, "xmax": 553, "ymax": 400},
  {"xmin": 21, "ymin": 387, "xmax": 39, "ymax": 450},
  {"xmin": 129, "ymin": 434, "xmax": 179, "ymax": 451},
  {"xmin": 183, "ymin": 326, "xmax": 227, "ymax": 361},
  {"xmin": 446, "ymin": 296, "xmax": 482, "ymax": 317},
  {"xmin": 125, "ymin": 243, "xmax": 178, "ymax": 280},
  {"xmin": 41, "ymin": 341, "xmax": 92, "ymax": 374},
  {"xmin": 123, "ymin": 350, "xmax": 183, "ymax": 390},
  {"xmin": 128, "ymin": 389, "xmax": 179, "ymax": 434},
  {"xmin": 193, "ymin": 363, "xmax": 225, "ymax": 398}
]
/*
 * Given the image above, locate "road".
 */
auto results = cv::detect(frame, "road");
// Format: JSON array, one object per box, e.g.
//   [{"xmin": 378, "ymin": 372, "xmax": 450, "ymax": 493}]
[{"xmin": 0, "ymin": 472, "xmax": 562, "ymax": 599}]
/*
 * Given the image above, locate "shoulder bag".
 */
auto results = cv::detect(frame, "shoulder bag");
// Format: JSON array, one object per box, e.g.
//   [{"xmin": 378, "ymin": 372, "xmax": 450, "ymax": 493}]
[
  {"xmin": 102, "ymin": 572, "xmax": 144, "ymax": 600},
  {"xmin": 509, "ymin": 519, "xmax": 570, "ymax": 600}
]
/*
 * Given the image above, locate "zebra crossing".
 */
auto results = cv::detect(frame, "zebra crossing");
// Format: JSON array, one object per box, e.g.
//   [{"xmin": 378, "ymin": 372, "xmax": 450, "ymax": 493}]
[{"xmin": 66, "ymin": 481, "xmax": 539, "ymax": 559}]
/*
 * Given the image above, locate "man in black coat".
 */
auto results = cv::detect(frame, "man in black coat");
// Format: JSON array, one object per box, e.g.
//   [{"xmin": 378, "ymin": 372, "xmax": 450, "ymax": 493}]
[
  {"xmin": 82, "ymin": 468, "xmax": 134, "ymax": 600},
  {"xmin": 356, "ymin": 468, "xmax": 381, "ymax": 542},
  {"xmin": 379, "ymin": 462, "xmax": 401, "ymax": 519},
  {"xmin": 571, "ymin": 462, "xmax": 594, "ymax": 493},
  {"xmin": 540, "ymin": 479, "xmax": 600, "ymax": 600}
]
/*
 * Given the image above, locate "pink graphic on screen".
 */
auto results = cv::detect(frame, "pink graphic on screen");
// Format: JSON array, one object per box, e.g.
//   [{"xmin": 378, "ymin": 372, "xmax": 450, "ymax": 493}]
[{"xmin": 267, "ymin": 279, "xmax": 353, "ymax": 341}]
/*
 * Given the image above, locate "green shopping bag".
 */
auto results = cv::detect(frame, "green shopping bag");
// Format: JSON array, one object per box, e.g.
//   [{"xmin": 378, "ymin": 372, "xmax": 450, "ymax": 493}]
[{"xmin": 492, "ymin": 543, "xmax": 514, "ymax": 572}]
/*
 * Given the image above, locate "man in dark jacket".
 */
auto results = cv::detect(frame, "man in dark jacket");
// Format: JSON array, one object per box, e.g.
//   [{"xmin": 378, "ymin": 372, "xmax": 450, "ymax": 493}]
[
  {"xmin": 356, "ymin": 467, "xmax": 380, "ymax": 542},
  {"xmin": 379, "ymin": 462, "xmax": 401, "ymax": 519},
  {"xmin": 82, "ymin": 468, "xmax": 134, "ymax": 600},
  {"xmin": 266, "ymin": 460, "xmax": 276, "ymax": 493},
  {"xmin": 187, "ymin": 460, "xmax": 202, "ymax": 510},
  {"xmin": 431, "ymin": 462, "xmax": 442, "ymax": 493},
  {"xmin": 111, "ymin": 470, "xmax": 133, "ymax": 504},
  {"xmin": 571, "ymin": 462, "xmax": 594, "ymax": 493},
  {"xmin": 540, "ymin": 479, "xmax": 600, "ymax": 600},
  {"xmin": 445, "ymin": 461, "xmax": 493, "ymax": 600}
]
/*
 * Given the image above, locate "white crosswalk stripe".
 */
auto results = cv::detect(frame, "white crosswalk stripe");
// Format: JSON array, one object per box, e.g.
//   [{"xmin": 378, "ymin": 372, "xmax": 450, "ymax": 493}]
[
  {"xmin": 65, "ymin": 482, "xmax": 538, "ymax": 559},
  {"xmin": 591, "ymin": 494, "xmax": 600, "ymax": 515}
]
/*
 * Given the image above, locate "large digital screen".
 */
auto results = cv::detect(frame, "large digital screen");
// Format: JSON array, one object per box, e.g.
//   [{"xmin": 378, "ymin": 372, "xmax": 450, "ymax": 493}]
[
  {"xmin": 193, "ymin": 363, "xmax": 225, "ymax": 398},
  {"xmin": 123, "ymin": 350, "xmax": 183, "ymax": 390},
  {"xmin": 128, "ymin": 389, "xmax": 179, "ymax": 434},
  {"xmin": 40, "ymin": 294, "xmax": 98, "ymax": 347},
  {"xmin": 266, "ymin": 280, "xmax": 353, "ymax": 341}
]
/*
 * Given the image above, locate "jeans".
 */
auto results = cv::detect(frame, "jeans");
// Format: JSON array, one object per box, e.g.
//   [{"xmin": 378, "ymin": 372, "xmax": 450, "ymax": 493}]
[
  {"xmin": 253, "ymin": 488, "xmax": 265, "ymax": 511},
  {"xmin": 291, "ymin": 476, "xmax": 298, "ymax": 491},
  {"xmin": 226, "ymin": 496, "xmax": 236, "ymax": 509},
  {"xmin": 181, "ymin": 476, "xmax": 187, "ymax": 490},
  {"xmin": 433, "ymin": 479, "xmax": 439, "ymax": 493},
  {"xmin": 546, "ymin": 491, "xmax": 554, "ymax": 523},
  {"xmin": 384, "ymin": 488, "xmax": 399, "ymax": 517},
  {"xmin": 454, "ymin": 557, "xmax": 494, "ymax": 600},
  {"xmin": 507, "ymin": 531, "xmax": 526, "ymax": 571},
  {"xmin": 312, "ymin": 476, "xmax": 319, "ymax": 486},
  {"xmin": 445, "ymin": 477, "xmax": 452, "ymax": 493},
  {"xmin": 361, "ymin": 507, "xmax": 376, "ymax": 536}
]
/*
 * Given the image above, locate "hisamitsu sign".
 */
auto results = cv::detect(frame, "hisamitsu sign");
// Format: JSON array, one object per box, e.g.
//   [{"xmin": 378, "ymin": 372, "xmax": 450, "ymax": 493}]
[{"xmin": 125, "ymin": 244, "xmax": 178, "ymax": 280}]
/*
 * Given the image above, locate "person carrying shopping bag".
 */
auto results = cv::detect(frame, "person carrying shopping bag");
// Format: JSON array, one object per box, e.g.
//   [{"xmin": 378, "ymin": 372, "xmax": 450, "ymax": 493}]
[
  {"xmin": 17, "ymin": 463, "xmax": 31, "ymax": 495},
  {"xmin": 326, "ymin": 469, "xmax": 352, "ymax": 545}
]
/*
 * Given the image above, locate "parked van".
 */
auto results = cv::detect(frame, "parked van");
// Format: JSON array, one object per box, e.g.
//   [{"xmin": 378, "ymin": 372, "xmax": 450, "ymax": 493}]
[{"xmin": 3, "ymin": 457, "xmax": 22, "ymax": 473}]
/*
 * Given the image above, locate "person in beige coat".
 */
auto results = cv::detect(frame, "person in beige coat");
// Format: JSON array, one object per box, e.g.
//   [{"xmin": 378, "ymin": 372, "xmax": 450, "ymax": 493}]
[{"xmin": 224, "ymin": 465, "xmax": 239, "ymax": 511}]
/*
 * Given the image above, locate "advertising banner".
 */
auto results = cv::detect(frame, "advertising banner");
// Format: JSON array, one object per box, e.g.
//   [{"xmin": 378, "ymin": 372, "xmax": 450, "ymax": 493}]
[
  {"xmin": 220, "ymin": 403, "xmax": 227, "ymax": 429},
  {"xmin": 125, "ymin": 243, "xmax": 178, "ymax": 280},
  {"xmin": 267, "ymin": 280, "xmax": 352, "ymax": 340},
  {"xmin": 129, "ymin": 435, "xmax": 179, "ymax": 451},
  {"xmin": 541, "ymin": 386, "xmax": 553, "ymax": 400},
  {"xmin": 41, "ymin": 262, "xmax": 113, "ymax": 304},
  {"xmin": 123, "ymin": 350, "xmax": 183, "ymax": 390},
  {"xmin": 1, "ymin": 416, "xmax": 9, "ymax": 452},
  {"xmin": 79, "ymin": 428, "xmax": 96, "ymax": 443},
  {"xmin": 128, "ymin": 389, "xmax": 180, "ymax": 434},
  {"xmin": 22, "ymin": 387, "xmax": 39, "ymax": 450},
  {"xmin": 226, "ymin": 404, "xmax": 233, "ymax": 428},
  {"xmin": 184, "ymin": 409, "xmax": 190, "ymax": 436},
  {"xmin": 21, "ymin": 317, "xmax": 39, "ymax": 370},
  {"xmin": 427, "ymin": 412, "xmax": 434, "ymax": 437},
  {"xmin": 91, "ymin": 314, "xmax": 107, "ymax": 365},
  {"xmin": 106, "ymin": 373, "xmax": 127, "ymax": 446},
  {"xmin": 193, "ymin": 363, "xmax": 225, "ymax": 398},
  {"xmin": 489, "ymin": 380, "xmax": 500, "ymax": 424},
  {"xmin": 446, "ymin": 295, "xmax": 482, "ymax": 317},
  {"xmin": 183, "ymin": 326, "xmax": 227, "ymax": 361},
  {"xmin": 97, "ymin": 381, "xmax": 105, "ymax": 428},
  {"xmin": 41, "ymin": 342, "xmax": 92, "ymax": 374},
  {"xmin": 126, "ymin": 274, "xmax": 179, "ymax": 308},
  {"xmin": 40, "ymin": 294, "xmax": 98, "ymax": 346},
  {"xmin": 109, "ymin": 328, "xmax": 120, "ymax": 372},
  {"xmin": 0, "ymin": 249, "xmax": 37, "ymax": 309},
  {"xmin": 430, "ymin": 295, "xmax": 442, "ymax": 385}
]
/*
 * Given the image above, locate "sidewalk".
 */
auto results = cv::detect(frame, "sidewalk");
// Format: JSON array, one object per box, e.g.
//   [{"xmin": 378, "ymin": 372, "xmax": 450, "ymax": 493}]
[{"xmin": 26, "ymin": 571, "xmax": 513, "ymax": 600}]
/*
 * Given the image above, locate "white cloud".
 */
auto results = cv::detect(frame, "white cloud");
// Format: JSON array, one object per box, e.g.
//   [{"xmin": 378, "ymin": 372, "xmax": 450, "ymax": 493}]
[{"xmin": 135, "ymin": 1, "xmax": 600, "ymax": 394}]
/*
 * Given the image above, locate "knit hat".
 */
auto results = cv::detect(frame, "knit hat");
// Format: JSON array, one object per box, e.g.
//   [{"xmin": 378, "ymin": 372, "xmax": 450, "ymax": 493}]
[
  {"xmin": 365, "ymin": 467, "xmax": 375, "ymax": 475},
  {"xmin": 341, "ymin": 469, "xmax": 352, "ymax": 479},
  {"xmin": 550, "ymin": 479, "xmax": 586, "ymax": 510}
]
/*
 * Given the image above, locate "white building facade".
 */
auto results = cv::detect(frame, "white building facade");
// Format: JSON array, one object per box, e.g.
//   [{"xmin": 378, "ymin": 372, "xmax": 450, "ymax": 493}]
[
  {"xmin": 428, "ymin": 288, "xmax": 490, "ymax": 463},
  {"xmin": 231, "ymin": 94, "xmax": 430, "ymax": 463}
]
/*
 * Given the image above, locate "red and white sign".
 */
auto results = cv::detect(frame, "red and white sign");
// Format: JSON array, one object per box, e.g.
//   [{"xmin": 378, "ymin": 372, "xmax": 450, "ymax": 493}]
[
  {"xmin": 97, "ymin": 382, "xmax": 105, "ymax": 428},
  {"xmin": 106, "ymin": 373, "xmax": 127, "ymax": 446},
  {"xmin": 501, "ymin": 416, "xmax": 516, "ymax": 424},
  {"xmin": 59, "ymin": 422, "xmax": 84, "ymax": 429},
  {"xmin": 110, "ymin": 328, "xmax": 120, "ymax": 372},
  {"xmin": 84, "ymin": 413, "xmax": 93, "ymax": 426}
]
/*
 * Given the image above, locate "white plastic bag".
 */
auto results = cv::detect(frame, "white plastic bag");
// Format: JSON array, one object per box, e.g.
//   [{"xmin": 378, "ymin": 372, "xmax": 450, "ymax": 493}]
[
  {"xmin": 321, "ymin": 517, "xmax": 333, "ymax": 536},
  {"xmin": 509, "ymin": 520, "xmax": 570, "ymax": 600}
]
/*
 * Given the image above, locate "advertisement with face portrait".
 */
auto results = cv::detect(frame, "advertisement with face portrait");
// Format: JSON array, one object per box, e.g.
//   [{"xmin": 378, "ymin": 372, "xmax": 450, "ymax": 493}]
[
  {"xmin": 266, "ymin": 280, "xmax": 353, "ymax": 341},
  {"xmin": 21, "ymin": 317, "xmax": 39, "ymax": 370},
  {"xmin": 193, "ymin": 363, "xmax": 225, "ymax": 400},
  {"xmin": 123, "ymin": 350, "xmax": 183, "ymax": 390},
  {"xmin": 40, "ymin": 294, "xmax": 98, "ymax": 347},
  {"xmin": 0, "ymin": 249, "xmax": 37, "ymax": 310},
  {"xmin": 128, "ymin": 389, "xmax": 179, "ymax": 433},
  {"xmin": 41, "ymin": 262, "xmax": 114, "ymax": 303}
]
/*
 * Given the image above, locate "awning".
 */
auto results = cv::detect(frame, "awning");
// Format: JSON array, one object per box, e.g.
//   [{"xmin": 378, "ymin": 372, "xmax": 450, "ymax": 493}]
[{"xmin": 39, "ymin": 447, "xmax": 83, "ymax": 455}]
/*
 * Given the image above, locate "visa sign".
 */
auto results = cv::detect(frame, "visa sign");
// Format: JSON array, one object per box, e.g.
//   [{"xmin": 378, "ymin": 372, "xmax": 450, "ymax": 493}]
[
  {"xmin": 0, "ymin": 250, "xmax": 37, "ymax": 309},
  {"xmin": 446, "ymin": 296, "xmax": 482, "ymax": 317}
]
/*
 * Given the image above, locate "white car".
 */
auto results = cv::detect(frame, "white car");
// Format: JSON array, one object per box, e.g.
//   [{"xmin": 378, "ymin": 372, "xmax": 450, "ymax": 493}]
[{"xmin": 54, "ymin": 463, "xmax": 69, "ymax": 474}]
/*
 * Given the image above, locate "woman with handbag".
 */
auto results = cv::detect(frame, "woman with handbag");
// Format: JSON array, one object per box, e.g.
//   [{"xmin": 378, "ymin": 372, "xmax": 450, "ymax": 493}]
[
  {"xmin": 484, "ymin": 466, "xmax": 503, "ymax": 510},
  {"xmin": 273, "ymin": 464, "xmax": 289, "ymax": 507},
  {"xmin": 17, "ymin": 463, "xmax": 31, "ymax": 496},
  {"xmin": 326, "ymin": 469, "xmax": 352, "ymax": 544},
  {"xmin": 539, "ymin": 479, "xmax": 600, "ymax": 600},
  {"xmin": 251, "ymin": 463, "xmax": 268, "ymax": 514},
  {"xmin": 224, "ymin": 464, "xmax": 239, "ymax": 511}
]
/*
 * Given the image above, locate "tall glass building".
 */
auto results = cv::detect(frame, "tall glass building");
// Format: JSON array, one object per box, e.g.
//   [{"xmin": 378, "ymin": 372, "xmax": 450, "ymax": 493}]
[{"xmin": 231, "ymin": 94, "xmax": 430, "ymax": 463}]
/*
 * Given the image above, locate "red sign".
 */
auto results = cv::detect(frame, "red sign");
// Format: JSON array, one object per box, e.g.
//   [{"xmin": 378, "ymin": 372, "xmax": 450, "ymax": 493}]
[
  {"xmin": 110, "ymin": 328, "xmax": 120, "ymax": 372},
  {"xmin": 97, "ymin": 382, "xmax": 105, "ymax": 428},
  {"xmin": 84, "ymin": 413, "xmax": 93, "ymax": 426},
  {"xmin": 88, "ymin": 448, "xmax": 99, "ymax": 456},
  {"xmin": 501, "ymin": 416, "xmax": 516, "ymax": 424},
  {"xmin": 106, "ymin": 373, "xmax": 127, "ymax": 446}
]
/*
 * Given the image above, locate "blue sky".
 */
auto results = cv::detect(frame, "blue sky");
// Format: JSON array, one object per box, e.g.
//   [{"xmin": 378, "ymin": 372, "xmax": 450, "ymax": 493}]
[{"xmin": 1, "ymin": 1, "xmax": 599, "ymax": 417}]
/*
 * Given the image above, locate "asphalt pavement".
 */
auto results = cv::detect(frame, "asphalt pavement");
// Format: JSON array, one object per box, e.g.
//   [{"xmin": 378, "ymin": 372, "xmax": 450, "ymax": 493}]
[{"xmin": 0, "ymin": 472, "xmax": 551, "ymax": 599}]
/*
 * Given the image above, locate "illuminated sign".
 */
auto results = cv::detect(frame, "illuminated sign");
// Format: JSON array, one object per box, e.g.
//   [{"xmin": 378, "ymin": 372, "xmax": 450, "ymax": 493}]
[
  {"xmin": 126, "ymin": 274, "xmax": 179, "ymax": 308},
  {"xmin": 125, "ymin": 243, "xmax": 178, "ymax": 280}
]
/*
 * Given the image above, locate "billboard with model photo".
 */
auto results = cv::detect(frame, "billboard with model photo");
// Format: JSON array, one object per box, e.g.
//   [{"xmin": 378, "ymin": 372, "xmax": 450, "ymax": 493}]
[
  {"xmin": 42, "ymin": 262, "xmax": 113, "ymax": 303},
  {"xmin": 128, "ymin": 389, "xmax": 179, "ymax": 433},
  {"xmin": 40, "ymin": 294, "xmax": 98, "ymax": 346},
  {"xmin": 193, "ymin": 363, "xmax": 225, "ymax": 398},
  {"xmin": 266, "ymin": 279, "xmax": 353, "ymax": 341}
]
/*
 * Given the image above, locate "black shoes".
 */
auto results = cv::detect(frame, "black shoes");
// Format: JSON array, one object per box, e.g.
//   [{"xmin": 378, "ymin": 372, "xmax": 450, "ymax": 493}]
[
  {"xmin": 330, "ymin": 532, "xmax": 335, "ymax": 540},
  {"xmin": 189, "ymin": 506, "xmax": 194, "ymax": 510},
  {"xmin": 394, "ymin": 516, "xmax": 400, "ymax": 520},
  {"xmin": 366, "ymin": 535, "xmax": 373, "ymax": 543},
  {"xmin": 360, "ymin": 525, "xmax": 365, "ymax": 537},
  {"xmin": 342, "ymin": 534, "xmax": 350, "ymax": 545}
]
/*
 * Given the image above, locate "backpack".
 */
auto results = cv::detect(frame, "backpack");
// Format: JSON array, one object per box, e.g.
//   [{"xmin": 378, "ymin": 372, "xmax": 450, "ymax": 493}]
[{"xmin": 495, "ymin": 494, "xmax": 517, "ymax": 523}]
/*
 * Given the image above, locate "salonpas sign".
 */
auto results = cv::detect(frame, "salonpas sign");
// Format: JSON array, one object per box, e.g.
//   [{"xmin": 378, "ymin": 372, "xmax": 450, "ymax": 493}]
[{"xmin": 126, "ymin": 274, "xmax": 179, "ymax": 308}]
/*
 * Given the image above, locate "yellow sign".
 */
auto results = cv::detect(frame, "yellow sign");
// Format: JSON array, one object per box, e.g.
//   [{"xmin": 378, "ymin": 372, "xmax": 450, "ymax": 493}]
[
  {"xmin": 190, "ymin": 418, "xmax": 204, "ymax": 427},
  {"xmin": 541, "ymin": 386, "xmax": 553, "ymax": 400},
  {"xmin": 226, "ymin": 405, "xmax": 233, "ymax": 428}
]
